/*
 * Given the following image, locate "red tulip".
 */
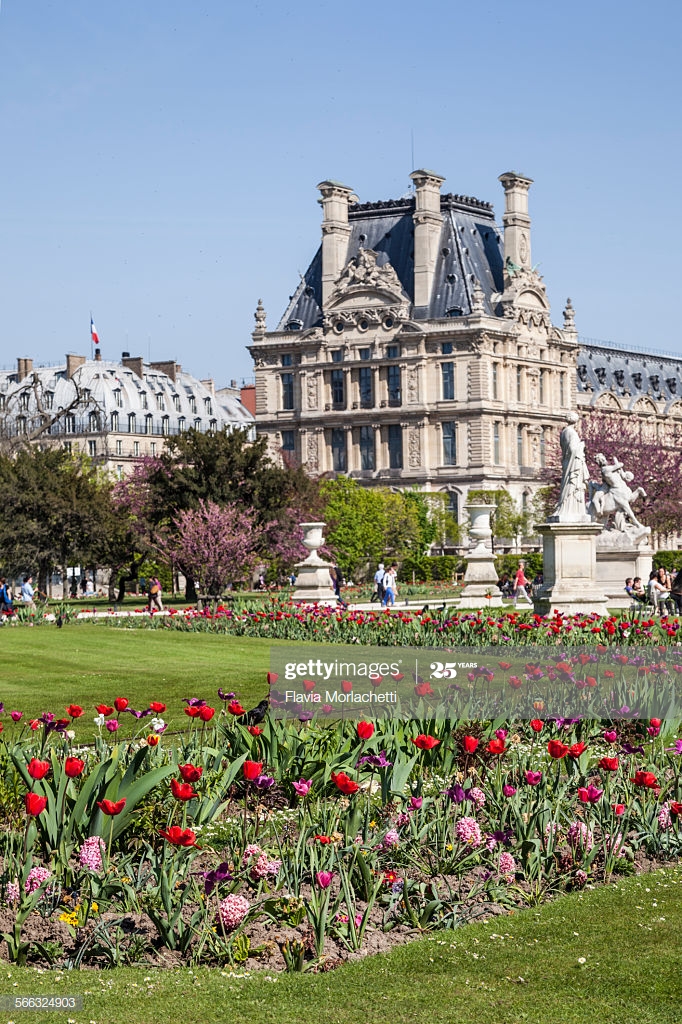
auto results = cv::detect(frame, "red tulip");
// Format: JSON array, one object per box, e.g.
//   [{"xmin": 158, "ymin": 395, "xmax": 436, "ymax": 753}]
[
  {"xmin": 113, "ymin": 697, "xmax": 129, "ymax": 713},
  {"xmin": 413, "ymin": 734, "xmax": 440, "ymax": 751},
  {"xmin": 64, "ymin": 757, "xmax": 85, "ymax": 778},
  {"xmin": 243, "ymin": 760, "xmax": 264, "ymax": 781},
  {"xmin": 578, "ymin": 784, "xmax": 603, "ymax": 804},
  {"xmin": 66, "ymin": 704, "xmax": 84, "ymax": 719},
  {"xmin": 650, "ymin": 718, "xmax": 662, "ymax": 729},
  {"xmin": 96, "ymin": 705, "xmax": 114, "ymax": 716},
  {"xmin": 331, "ymin": 771, "xmax": 360, "ymax": 795},
  {"xmin": 25, "ymin": 792, "xmax": 48, "ymax": 816},
  {"xmin": 97, "ymin": 798, "xmax": 126, "ymax": 815},
  {"xmin": 530, "ymin": 719, "xmax": 544, "ymax": 733},
  {"xmin": 171, "ymin": 778, "xmax": 198, "ymax": 801},
  {"xmin": 599, "ymin": 757, "xmax": 619, "ymax": 772},
  {"xmin": 228, "ymin": 701, "xmax": 245, "ymax": 716},
  {"xmin": 487, "ymin": 737, "xmax": 506, "ymax": 755},
  {"xmin": 267, "ymin": 671, "xmax": 278, "ymax": 686},
  {"xmin": 159, "ymin": 826, "xmax": 197, "ymax": 847},
  {"xmin": 149, "ymin": 702, "xmax": 166, "ymax": 713},
  {"xmin": 198, "ymin": 706, "xmax": 215, "ymax": 722},
  {"xmin": 669, "ymin": 801, "xmax": 682, "ymax": 818},
  {"xmin": 630, "ymin": 770, "xmax": 658, "ymax": 789},
  {"xmin": 414, "ymin": 681, "xmax": 435, "ymax": 696},
  {"xmin": 568, "ymin": 742, "xmax": 587, "ymax": 758},
  {"xmin": 547, "ymin": 740, "xmax": 569, "ymax": 759},
  {"xmin": 357, "ymin": 721, "xmax": 374, "ymax": 740},
  {"xmin": 341, "ymin": 680, "xmax": 353, "ymax": 694},
  {"xmin": 303, "ymin": 679, "xmax": 316, "ymax": 692},
  {"xmin": 248, "ymin": 725, "xmax": 263, "ymax": 736},
  {"xmin": 463, "ymin": 735, "xmax": 479, "ymax": 753},
  {"xmin": 613, "ymin": 803, "xmax": 626, "ymax": 816},
  {"xmin": 185, "ymin": 706, "xmax": 200, "ymax": 718},
  {"xmin": 179, "ymin": 764, "xmax": 203, "ymax": 783},
  {"xmin": 27, "ymin": 758, "xmax": 50, "ymax": 780},
  {"xmin": 147, "ymin": 734, "xmax": 159, "ymax": 746}
]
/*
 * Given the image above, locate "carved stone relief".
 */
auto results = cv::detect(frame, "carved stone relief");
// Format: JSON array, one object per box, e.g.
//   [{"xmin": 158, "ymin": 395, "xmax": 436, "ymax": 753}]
[
  {"xmin": 408, "ymin": 426, "xmax": 421, "ymax": 468},
  {"xmin": 306, "ymin": 374, "xmax": 319, "ymax": 411},
  {"xmin": 306, "ymin": 431, "xmax": 319, "ymax": 472},
  {"xmin": 406, "ymin": 366, "xmax": 419, "ymax": 403}
]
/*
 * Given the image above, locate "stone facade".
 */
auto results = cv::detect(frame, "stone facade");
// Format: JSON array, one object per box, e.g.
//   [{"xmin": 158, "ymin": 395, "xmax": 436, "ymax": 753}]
[{"xmin": 249, "ymin": 170, "xmax": 580, "ymax": 519}]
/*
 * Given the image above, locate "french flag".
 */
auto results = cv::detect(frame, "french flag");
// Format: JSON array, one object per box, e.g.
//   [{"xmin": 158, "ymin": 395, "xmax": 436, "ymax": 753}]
[{"xmin": 90, "ymin": 317, "xmax": 100, "ymax": 346}]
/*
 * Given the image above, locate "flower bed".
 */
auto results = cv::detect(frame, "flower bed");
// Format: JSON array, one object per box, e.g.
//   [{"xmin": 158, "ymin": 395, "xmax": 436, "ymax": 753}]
[{"xmin": 1, "ymin": 681, "xmax": 681, "ymax": 972}]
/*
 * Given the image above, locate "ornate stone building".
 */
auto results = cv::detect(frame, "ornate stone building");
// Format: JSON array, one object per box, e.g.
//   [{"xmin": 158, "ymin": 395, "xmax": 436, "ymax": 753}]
[
  {"xmin": 0, "ymin": 350, "xmax": 254, "ymax": 475},
  {"xmin": 249, "ymin": 169, "xmax": 580, "ymax": 521}
]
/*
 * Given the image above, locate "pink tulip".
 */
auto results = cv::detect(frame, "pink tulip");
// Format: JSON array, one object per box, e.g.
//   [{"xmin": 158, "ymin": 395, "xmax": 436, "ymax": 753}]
[
  {"xmin": 409, "ymin": 796, "xmax": 423, "ymax": 810},
  {"xmin": 292, "ymin": 778, "xmax": 312, "ymax": 797},
  {"xmin": 315, "ymin": 870, "xmax": 334, "ymax": 889},
  {"xmin": 524, "ymin": 770, "xmax": 542, "ymax": 786},
  {"xmin": 603, "ymin": 730, "xmax": 618, "ymax": 743},
  {"xmin": 10, "ymin": 711, "xmax": 22, "ymax": 722},
  {"xmin": 105, "ymin": 719, "xmax": 119, "ymax": 732}
]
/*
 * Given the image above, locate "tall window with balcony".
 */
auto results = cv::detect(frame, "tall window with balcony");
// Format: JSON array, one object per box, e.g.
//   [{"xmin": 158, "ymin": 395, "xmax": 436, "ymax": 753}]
[
  {"xmin": 388, "ymin": 424, "xmax": 403, "ymax": 469},
  {"xmin": 559, "ymin": 373, "xmax": 566, "ymax": 406},
  {"xmin": 493, "ymin": 422, "xmax": 501, "ymax": 465},
  {"xmin": 516, "ymin": 366, "xmax": 523, "ymax": 402},
  {"xmin": 359, "ymin": 366, "xmax": 373, "ymax": 408},
  {"xmin": 331, "ymin": 369, "xmax": 345, "ymax": 408},
  {"xmin": 539, "ymin": 370, "xmax": 545, "ymax": 405},
  {"xmin": 492, "ymin": 363, "xmax": 498, "ymax": 400},
  {"xmin": 442, "ymin": 422, "xmax": 457, "ymax": 465},
  {"xmin": 331, "ymin": 428, "xmax": 346, "ymax": 471},
  {"xmin": 540, "ymin": 428, "xmax": 546, "ymax": 467},
  {"xmin": 517, "ymin": 425, "xmax": 524, "ymax": 465},
  {"xmin": 359, "ymin": 425, "xmax": 375, "ymax": 470},
  {"xmin": 387, "ymin": 365, "xmax": 401, "ymax": 406},
  {"xmin": 281, "ymin": 373, "xmax": 295, "ymax": 411},
  {"xmin": 441, "ymin": 362, "xmax": 454, "ymax": 401},
  {"xmin": 281, "ymin": 430, "xmax": 295, "ymax": 462}
]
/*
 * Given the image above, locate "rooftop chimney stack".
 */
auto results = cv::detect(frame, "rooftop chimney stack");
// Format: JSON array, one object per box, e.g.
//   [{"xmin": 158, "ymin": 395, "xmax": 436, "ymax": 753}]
[
  {"xmin": 17, "ymin": 357, "xmax": 33, "ymax": 381},
  {"xmin": 122, "ymin": 355, "xmax": 144, "ymax": 378},
  {"xmin": 317, "ymin": 180, "xmax": 356, "ymax": 309},
  {"xmin": 66, "ymin": 354, "xmax": 86, "ymax": 379},
  {"xmin": 498, "ymin": 171, "xmax": 534, "ymax": 271},
  {"xmin": 410, "ymin": 169, "xmax": 445, "ymax": 314}
]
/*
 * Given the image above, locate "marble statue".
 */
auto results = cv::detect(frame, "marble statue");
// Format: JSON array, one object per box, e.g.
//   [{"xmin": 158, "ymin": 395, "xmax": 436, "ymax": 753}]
[
  {"xmin": 588, "ymin": 453, "xmax": 648, "ymax": 533},
  {"xmin": 550, "ymin": 412, "xmax": 590, "ymax": 522}
]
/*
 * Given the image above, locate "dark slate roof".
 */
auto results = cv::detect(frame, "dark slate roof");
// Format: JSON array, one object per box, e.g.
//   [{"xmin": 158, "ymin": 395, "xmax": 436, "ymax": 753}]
[
  {"xmin": 277, "ymin": 193, "xmax": 503, "ymax": 330},
  {"xmin": 577, "ymin": 341, "xmax": 682, "ymax": 403}
]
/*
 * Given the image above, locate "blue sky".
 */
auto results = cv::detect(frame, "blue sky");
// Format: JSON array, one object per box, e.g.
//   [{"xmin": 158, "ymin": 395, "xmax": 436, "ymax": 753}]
[{"xmin": 0, "ymin": 0, "xmax": 680, "ymax": 384}]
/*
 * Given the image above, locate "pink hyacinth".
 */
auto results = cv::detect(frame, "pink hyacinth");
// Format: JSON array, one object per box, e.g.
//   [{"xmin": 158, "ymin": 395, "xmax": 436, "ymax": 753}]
[
  {"xmin": 604, "ymin": 831, "xmax": 626, "ymax": 856},
  {"xmin": 79, "ymin": 836, "xmax": 106, "ymax": 872},
  {"xmin": 218, "ymin": 893, "xmax": 251, "ymax": 930},
  {"xmin": 382, "ymin": 829, "xmax": 400, "ymax": 849},
  {"xmin": 25, "ymin": 866, "xmax": 51, "ymax": 894},
  {"xmin": 544, "ymin": 821, "xmax": 561, "ymax": 839},
  {"xmin": 468, "ymin": 786, "xmax": 486, "ymax": 808},
  {"xmin": 574, "ymin": 869, "xmax": 588, "ymax": 887},
  {"xmin": 394, "ymin": 812, "xmax": 410, "ymax": 827},
  {"xmin": 567, "ymin": 821, "xmax": 594, "ymax": 852},
  {"xmin": 658, "ymin": 803, "xmax": 672, "ymax": 831},
  {"xmin": 498, "ymin": 852, "xmax": 516, "ymax": 875},
  {"xmin": 455, "ymin": 816, "xmax": 482, "ymax": 847},
  {"xmin": 5, "ymin": 881, "xmax": 20, "ymax": 905}
]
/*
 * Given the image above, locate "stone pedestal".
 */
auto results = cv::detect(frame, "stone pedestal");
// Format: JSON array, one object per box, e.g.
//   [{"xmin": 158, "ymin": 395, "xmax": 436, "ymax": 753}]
[
  {"xmin": 292, "ymin": 522, "xmax": 337, "ymax": 605},
  {"xmin": 595, "ymin": 529, "xmax": 654, "ymax": 608},
  {"xmin": 534, "ymin": 521, "xmax": 610, "ymax": 616},
  {"xmin": 457, "ymin": 504, "xmax": 503, "ymax": 609}
]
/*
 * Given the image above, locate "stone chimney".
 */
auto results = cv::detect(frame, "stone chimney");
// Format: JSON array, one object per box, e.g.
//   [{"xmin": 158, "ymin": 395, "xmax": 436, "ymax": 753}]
[
  {"xmin": 94, "ymin": 347, "xmax": 102, "ymax": 362},
  {"xmin": 201, "ymin": 378, "xmax": 215, "ymax": 397},
  {"xmin": 150, "ymin": 360, "xmax": 180, "ymax": 382},
  {"xmin": 66, "ymin": 354, "xmax": 86, "ymax": 379},
  {"xmin": 240, "ymin": 383, "xmax": 256, "ymax": 415},
  {"xmin": 498, "ymin": 171, "xmax": 534, "ymax": 271},
  {"xmin": 410, "ymin": 169, "xmax": 445, "ymax": 313},
  {"xmin": 16, "ymin": 357, "xmax": 33, "ymax": 382},
  {"xmin": 122, "ymin": 354, "xmax": 144, "ymax": 378},
  {"xmin": 317, "ymin": 180, "xmax": 356, "ymax": 308}
]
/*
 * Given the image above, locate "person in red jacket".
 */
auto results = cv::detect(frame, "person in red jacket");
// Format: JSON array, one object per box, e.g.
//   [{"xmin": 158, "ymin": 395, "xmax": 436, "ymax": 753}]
[{"xmin": 513, "ymin": 560, "xmax": 533, "ymax": 609}]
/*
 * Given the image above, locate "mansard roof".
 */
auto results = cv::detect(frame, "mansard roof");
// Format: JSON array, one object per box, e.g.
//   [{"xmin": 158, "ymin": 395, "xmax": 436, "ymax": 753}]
[
  {"xmin": 278, "ymin": 192, "xmax": 504, "ymax": 330},
  {"xmin": 577, "ymin": 340, "xmax": 682, "ymax": 407}
]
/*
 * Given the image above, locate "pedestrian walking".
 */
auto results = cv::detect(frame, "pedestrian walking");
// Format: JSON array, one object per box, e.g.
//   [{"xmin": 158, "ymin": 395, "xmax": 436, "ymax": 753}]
[
  {"xmin": 147, "ymin": 576, "xmax": 163, "ymax": 612},
  {"xmin": 0, "ymin": 577, "xmax": 13, "ymax": 617},
  {"xmin": 21, "ymin": 575, "xmax": 36, "ymax": 611},
  {"xmin": 381, "ymin": 564, "xmax": 398, "ymax": 607},
  {"xmin": 513, "ymin": 560, "xmax": 533, "ymax": 608},
  {"xmin": 330, "ymin": 564, "xmax": 348, "ymax": 609},
  {"xmin": 371, "ymin": 563, "xmax": 385, "ymax": 603}
]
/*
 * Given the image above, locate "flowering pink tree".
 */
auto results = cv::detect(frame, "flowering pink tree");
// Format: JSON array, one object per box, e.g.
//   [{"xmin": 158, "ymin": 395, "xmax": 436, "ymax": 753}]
[{"xmin": 160, "ymin": 500, "xmax": 263, "ymax": 595}]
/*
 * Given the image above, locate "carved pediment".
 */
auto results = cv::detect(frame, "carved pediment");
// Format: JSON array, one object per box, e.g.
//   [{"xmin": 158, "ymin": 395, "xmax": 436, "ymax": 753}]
[
  {"xmin": 328, "ymin": 249, "xmax": 409, "ymax": 308},
  {"xmin": 492, "ymin": 265, "xmax": 551, "ymax": 331}
]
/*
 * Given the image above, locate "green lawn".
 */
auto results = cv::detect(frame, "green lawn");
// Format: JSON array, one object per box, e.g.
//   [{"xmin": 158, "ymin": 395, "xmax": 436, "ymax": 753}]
[
  {"xmin": 0, "ymin": 627, "xmax": 270, "ymax": 729},
  {"xmin": 1, "ymin": 868, "xmax": 680, "ymax": 1024}
]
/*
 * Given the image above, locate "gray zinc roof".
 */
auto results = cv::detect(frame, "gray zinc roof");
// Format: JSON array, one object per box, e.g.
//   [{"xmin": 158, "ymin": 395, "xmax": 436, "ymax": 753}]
[
  {"xmin": 577, "ymin": 341, "xmax": 682, "ymax": 409},
  {"xmin": 277, "ymin": 193, "xmax": 503, "ymax": 330}
]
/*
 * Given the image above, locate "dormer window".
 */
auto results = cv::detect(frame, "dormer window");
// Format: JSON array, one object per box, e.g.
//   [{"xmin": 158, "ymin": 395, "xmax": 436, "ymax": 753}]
[
  {"xmin": 113, "ymin": 389, "xmax": 123, "ymax": 407},
  {"xmin": 141, "ymin": 392, "xmax": 148, "ymax": 410},
  {"xmin": 286, "ymin": 319, "xmax": 303, "ymax": 331},
  {"xmin": 111, "ymin": 411, "xmax": 119, "ymax": 431},
  {"xmin": 156, "ymin": 393, "xmax": 165, "ymax": 411},
  {"xmin": 19, "ymin": 392, "xmax": 30, "ymax": 411},
  {"xmin": 173, "ymin": 394, "xmax": 181, "ymax": 411},
  {"xmin": 189, "ymin": 395, "xmax": 197, "ymax": 413},
  {"xmin": 44, "ymin": 391, "xmax": 54, "ymax": 410},
  {"xmin": 204, "ymin": 397, "xmax": 212, "ymax": 415},
  {"xmin": 128, "ymin": 413, "xmax": 136, "ymax": 433}
]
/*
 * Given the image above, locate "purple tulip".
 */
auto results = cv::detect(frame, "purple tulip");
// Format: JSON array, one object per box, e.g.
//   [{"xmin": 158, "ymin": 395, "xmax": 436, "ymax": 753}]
[
  {"xmin": 217, "ymin": 689, "xmax": 236, "ymax": 702},
  {"xmin": 254, "ymin": 774, "xmax": 275, "ymax": 790},
  {"xmin": 443, "ymin": 784, "xmax": 465, "ymax": 803},
  {"xmin": 357, "ymin": 751, "xmax": 392, "ymax": 769},
  {"xmin": 665, "ymin": 739, "xmax": 682, "ymax": 754},
  {"xmin": 203, "ymin": 862, "xmax": 232, "ymax": 896},
  {"xmin": 183, "ymin": 697, "xmax": 207, "ymax": 708}
]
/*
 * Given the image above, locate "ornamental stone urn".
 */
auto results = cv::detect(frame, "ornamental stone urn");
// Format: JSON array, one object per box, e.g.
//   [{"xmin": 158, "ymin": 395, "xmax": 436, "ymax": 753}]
[
  {"xmin": 456, "ymin": 504, "xmax": 503, "ymax": 609},
  {"xmin": 292, "ymin": 522, "xmax": 337, "ymax": 605}
]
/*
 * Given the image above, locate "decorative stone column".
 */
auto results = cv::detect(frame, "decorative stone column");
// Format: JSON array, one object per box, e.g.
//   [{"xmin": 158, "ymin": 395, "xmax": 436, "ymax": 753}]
[
  {"xmin": 534, "ymin": 522, "xmax": 609, "ymax": 616},
  {"xmin": 457, "ymin": 504, "xmax": 503, "ymax": 609},
  {"xmin": 293, "ymin": 522, "xmax": 337, "ymax": 605}
]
